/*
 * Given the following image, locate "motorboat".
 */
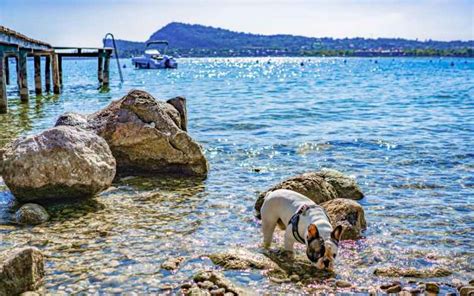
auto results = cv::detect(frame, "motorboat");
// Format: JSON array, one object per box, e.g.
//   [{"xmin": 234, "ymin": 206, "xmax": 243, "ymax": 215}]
[{"xmin": 132, "ymin": 40, "xmax": 178, "ymax": 69}]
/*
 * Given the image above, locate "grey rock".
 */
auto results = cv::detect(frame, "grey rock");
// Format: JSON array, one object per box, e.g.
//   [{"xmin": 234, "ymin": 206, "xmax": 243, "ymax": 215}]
[
  {"xmin": 1, "ymin": 126, "xmax": 116, "ymax": 203},
  {"xmin": 0, "ymin": 247, "xmax": 44, "ymax": 295},
  {"xmin": 56, "ymin": 90, "xmax": 208, "ymax": 177},
  {"xmin": 321, "ymin": 198, "xmax": 367, "ymax": 240},
  {"xmin": 15, "ymin": 203, "xmax": 49, "ymax": 225},
  {"xmin": 255, "ymin": 169, "xmax": 363, "ymax": 216}
]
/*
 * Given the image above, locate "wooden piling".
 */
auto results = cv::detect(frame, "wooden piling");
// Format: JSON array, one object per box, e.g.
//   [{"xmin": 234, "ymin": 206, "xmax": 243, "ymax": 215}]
[
  {"xmin": 15, "ymin": 56, "xmax": 20, "ymax": 90},
  {"xmin": 0, "ymin": 53, "xmax": 7, "ymax": 113},
  {"xmin": 52, "ymin": 53, "xmax": 61, "ymax": 94},
  {"xmin": 4, "ymin": 56, "xmax": 9, "ymax": 85},
  {"xmin": 98, "ymin": 49, "xmax": 103, "ymax": 83},
  {"xmin": 18, "ymin": 50, "xmax": 29, "ymax": 102},
  {"xmin": 45, "ymin": 55, "xmax": 51, "ymax": 92},
  {"xmin": 103, "ymin": 50, "xmax": 110, "ymax": 88},
  {"xmin": 58, "ymin": 55, "xmax": 63, "ymax": 86},
  {"xmin": 34, "ymin": 55, "xmax": 42, "ymax": 95}
]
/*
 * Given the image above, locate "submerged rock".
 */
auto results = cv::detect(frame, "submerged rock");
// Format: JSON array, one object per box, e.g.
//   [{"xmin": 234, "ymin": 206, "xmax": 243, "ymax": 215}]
[
  {"xmin": 0, "ymin": 126, "xmax": 116, "ymax": 203},
  {"xmin": 254, "ymin": 169, "xmax": 363, "ymax": 215},
  {"xmin": 190, "ymin": 270, "xmax": 248, "ymax": 295},
  {"xmin": 321, "ymin": 198, "xmax": 367, "ymax": 240},
  {"xmin": 0, "ymin": 247, "xmax": 44, "ymax": 295},
  {"xmin": 15, "ymin": 204, "xmax": 49, "ymax": 225},
  {"xmin": 207, "ymin": 249, "xmax": 280, "ymax": 271},
  {"xmin": 56, "ymin": 90, "xmax": 208, "ymax": 177},
  {"xmin": 374, "ymin": 266, "xmax": 452, "ymax": 278},
  {"xmin": 262, "ymin": 249, "xmax": 333, "ymax": 283},
  {"xmin": 161, "ymin": 256, "xmax": 185, "ymax": 271}
]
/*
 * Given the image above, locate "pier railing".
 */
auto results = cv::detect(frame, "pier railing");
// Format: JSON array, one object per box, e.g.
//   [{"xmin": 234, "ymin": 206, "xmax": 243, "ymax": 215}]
[{"xmin": 0, "ymin": 25, "xmax": 114, "ymax": 114}]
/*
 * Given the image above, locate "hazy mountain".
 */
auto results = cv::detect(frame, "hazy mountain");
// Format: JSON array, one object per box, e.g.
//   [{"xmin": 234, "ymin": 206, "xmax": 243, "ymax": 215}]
[{"xmin": 108, "ymin": 22, "xmax": 473, "ymax": 57}]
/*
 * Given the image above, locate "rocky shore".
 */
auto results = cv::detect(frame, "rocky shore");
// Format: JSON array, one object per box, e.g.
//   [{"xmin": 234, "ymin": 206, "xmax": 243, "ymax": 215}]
[
  {"xmin": 0, "ymin": 90, "xmax": 470, "ymax": 295},
  {"xmin": 0, "ymin": 90, "xmax": 209, "ymax": 294}
]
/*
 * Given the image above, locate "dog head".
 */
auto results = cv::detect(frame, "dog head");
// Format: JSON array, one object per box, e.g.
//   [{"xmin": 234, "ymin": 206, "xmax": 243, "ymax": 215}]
[{"xmin": 305, "ymin": 224, "xmax": 343, "ymax": 271}]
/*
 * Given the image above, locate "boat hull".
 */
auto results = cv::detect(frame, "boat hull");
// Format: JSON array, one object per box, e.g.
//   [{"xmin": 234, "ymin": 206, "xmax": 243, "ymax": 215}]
[{"xmin": 131, "ymin": 56, "xmax": 178, "ymax": 69}]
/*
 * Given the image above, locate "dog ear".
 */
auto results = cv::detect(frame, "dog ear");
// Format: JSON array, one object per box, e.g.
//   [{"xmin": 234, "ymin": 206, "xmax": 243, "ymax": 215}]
[
  {"xmin": 307, "ymin": 224, "xmax": 319, "ymax": 240},
  {"xmin": 331, "ymin": 225, "xmax": 344, "ymax": 242}
]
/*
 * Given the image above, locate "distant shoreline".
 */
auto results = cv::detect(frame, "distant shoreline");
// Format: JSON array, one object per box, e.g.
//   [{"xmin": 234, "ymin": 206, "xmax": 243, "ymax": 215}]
[{"xmin": 57, "ymin": 55, "xmax": 473, "ymax": 60}]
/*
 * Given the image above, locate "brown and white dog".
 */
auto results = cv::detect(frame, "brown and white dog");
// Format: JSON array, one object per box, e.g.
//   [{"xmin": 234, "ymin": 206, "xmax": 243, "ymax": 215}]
[{"xmin": 260, "ymin": 189, "xmax": 343, "ymax": 270}]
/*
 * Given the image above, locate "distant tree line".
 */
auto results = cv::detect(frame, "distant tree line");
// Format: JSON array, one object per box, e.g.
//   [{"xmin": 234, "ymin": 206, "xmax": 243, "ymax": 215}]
[{"xmin": 107, "ymin": 22, "xmax": 474, "ymax": 58}]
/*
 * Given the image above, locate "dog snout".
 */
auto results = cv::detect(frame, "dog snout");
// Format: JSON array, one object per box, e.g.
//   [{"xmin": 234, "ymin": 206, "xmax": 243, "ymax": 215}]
[{"xmin": 323, "ymin": 259, "xmax": 330, "ymax": 268}]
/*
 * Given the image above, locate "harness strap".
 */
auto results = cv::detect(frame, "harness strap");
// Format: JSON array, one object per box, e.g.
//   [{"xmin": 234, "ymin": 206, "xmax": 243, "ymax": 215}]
[
  {"xmin": 288, "ymin": 204, "xmax": 338, "ymax": 246},
  {"xmin": 288, "ymin": 204, "xmax": 316, "ymax": 244}
]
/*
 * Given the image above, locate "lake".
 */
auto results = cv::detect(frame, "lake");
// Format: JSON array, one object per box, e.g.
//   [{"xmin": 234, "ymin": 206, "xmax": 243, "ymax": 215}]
[{"xmin": 1, "ymin": 57, "xmax": 473, "ymax": 294}]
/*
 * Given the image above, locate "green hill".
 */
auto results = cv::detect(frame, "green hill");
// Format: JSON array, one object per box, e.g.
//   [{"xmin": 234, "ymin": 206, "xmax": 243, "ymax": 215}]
[{"xmin": 109, "ymin": 22, "xmax": 474, "ymax": 57}]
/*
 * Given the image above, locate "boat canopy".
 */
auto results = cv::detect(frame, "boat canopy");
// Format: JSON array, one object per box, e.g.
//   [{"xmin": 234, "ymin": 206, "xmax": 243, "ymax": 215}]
[{"xmin": 144, "ymin": 49, "xmax": 161, "ymax": 55}]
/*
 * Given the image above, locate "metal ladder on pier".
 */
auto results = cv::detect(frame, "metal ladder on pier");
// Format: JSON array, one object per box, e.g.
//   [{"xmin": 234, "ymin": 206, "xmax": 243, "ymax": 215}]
[{"xmin": 103, "ymin": 33, "xmax": 124, "ymax": 83}]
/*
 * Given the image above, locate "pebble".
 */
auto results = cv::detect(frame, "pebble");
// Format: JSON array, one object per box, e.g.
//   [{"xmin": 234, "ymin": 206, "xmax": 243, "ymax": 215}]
[
  {"xmin": 403, "ymin": 287, "xmax": 422, "ymax": 295},
  {"xmin": 380, "ymin": 281, "xmax": 401, "ymax": 290},
  {"xmin": 15, "ymin": 203, "xmax": 50, "ymax": 225},
  {"xmin": 335, "ymin": 280, "xmax": 352, "ymax": 288},
  {"xmin": 425, "ymin": 282, "xmax": 440, "ymax": 293},
  {"xmin": 460, "ymin": 286, "xmax": 474, "ymax": 296},
  {"xmin": 210, "ymin": 288, "xmax": 225, "ymax": 296},
  {"xmin": 20, "ymin": 292, "xmax": 40, "ymax": 296},
  {"xmin": 198, "ymin": 280, "xmax": 214, "ymax": 290},
  {"xmin": 181, "ymin": 282, "xmax": 193, "ymax": 289},
  {"xmin": 161, "ymin": 256, "xmax": 185, "ymax": 271},
  {"xmin": 386, "ymin": 285, "xmax": 402, "ymax": 294},
  {"xmin": 289, "ymin": 274, "xmax": 300, "ymax": 282},
  {"xmin": 470, "ymin": 280, "xmax": 474, "ymax": 285}
]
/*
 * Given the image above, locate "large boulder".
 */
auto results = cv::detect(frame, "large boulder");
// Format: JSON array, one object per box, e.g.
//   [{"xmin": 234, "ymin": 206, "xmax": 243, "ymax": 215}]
[
  {"xmin": 0, "ymin": 126, "xmax": 116, "ymax": 203},
  {"xmin": 0, "ymin": 247, "xmax": 44, "ymax": 295},
  {"xmin": 255, "ymin": 169, "xmax": 363, "ymax": 216},
  {"xmin": 56, "ymin": 90, "xmax": 208, "ymax": 177},
  {"xmin": 321, "ymin": 198, "xmax": 367, "ymax": 240}
]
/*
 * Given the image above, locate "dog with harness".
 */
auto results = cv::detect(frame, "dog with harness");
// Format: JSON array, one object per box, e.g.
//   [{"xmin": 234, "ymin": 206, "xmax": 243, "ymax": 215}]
[{"xmin": 260, "ymin": 189, "xmax": 343, "ymax": 270}]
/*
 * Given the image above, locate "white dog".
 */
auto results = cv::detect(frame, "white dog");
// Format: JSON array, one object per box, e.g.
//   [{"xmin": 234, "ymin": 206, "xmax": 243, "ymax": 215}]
[{"xmin": 260, "ymin": 189, "xmax": 343, "ymax": 270}]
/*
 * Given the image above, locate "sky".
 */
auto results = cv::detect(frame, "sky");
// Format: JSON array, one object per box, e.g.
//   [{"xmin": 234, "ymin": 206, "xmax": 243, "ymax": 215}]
[{"xmin": 1, "ymin": 0, "xmax": 473, "ymax": 47}]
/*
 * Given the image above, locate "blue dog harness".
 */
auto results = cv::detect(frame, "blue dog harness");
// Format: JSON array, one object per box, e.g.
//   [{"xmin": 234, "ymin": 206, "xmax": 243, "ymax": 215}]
[{"xmin": 288, "ymin": 204, "xmax": 336, "ymax": 246}]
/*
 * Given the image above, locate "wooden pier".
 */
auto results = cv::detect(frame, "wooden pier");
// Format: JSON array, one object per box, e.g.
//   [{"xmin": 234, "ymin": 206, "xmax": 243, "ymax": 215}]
[{"xmin": 0, "ymin": 26, "xmax": 114, "ymax": 114}]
